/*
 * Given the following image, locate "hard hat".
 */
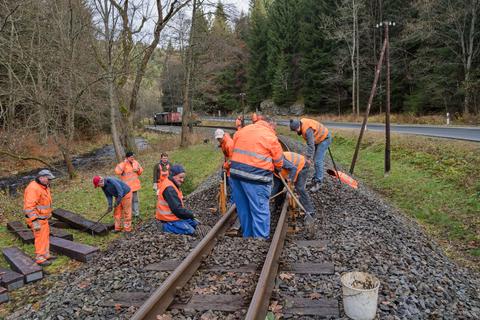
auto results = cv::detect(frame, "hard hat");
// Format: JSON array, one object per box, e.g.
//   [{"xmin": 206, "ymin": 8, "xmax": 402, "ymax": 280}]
[
  {"xmin": 214, "ymin": 129, "xmax": 225, "ymax": 139},
  {"xmin": 38, "ymin": 169, "xmax": 55, "ymax": 179}
]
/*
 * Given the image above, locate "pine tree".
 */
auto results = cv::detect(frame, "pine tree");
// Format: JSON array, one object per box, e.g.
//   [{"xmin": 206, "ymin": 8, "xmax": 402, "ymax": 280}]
[
  {"xmin": 246, "ymin": 0, "xmax": 271, "ymax": 109},
  {"xmin": 266, "ymin": 0, "xmax": 301, "ymax": 107}
]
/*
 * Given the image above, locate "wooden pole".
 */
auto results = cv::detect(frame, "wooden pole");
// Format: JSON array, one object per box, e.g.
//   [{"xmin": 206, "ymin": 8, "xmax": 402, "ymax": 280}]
[
  {"xmin": 385, "ymin": 22, "xmax": 391, "ymax": 174},
  {"xmin": 349, "ymin": 37, "xmax": 388, "ymax": 174}
]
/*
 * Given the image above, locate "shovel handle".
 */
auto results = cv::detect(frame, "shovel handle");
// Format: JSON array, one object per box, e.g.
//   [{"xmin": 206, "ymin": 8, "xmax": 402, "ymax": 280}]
[{"xmin": 278, "ymin": 174, "xmax": 307, "ymax": 213}]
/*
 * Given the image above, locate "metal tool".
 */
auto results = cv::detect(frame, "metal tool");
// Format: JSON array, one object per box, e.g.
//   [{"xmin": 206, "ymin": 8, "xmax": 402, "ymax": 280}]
[
  {"xmin": 278, "ymin": 174, "xmax": 307, "ymax": 213},
  {"xmin": 82, "ymin": 208, "xmax": 111, "ymax": 236},
  {"xmin": 328, "ymin": 146, "xmax": 343, "ymax": 185}
]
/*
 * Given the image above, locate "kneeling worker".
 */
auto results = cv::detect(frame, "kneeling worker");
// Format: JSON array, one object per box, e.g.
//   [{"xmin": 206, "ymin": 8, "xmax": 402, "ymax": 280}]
[
  {"xmin": 156, "ymin": 164, "xmax": 198, "ymax": 235},
  {"xmin": 271, "ymin": 152, "xmax": 316, "ymax": 221},
  {"xmin": 93, "ymin": 175, "xmax": 132, "ymax": 232}
]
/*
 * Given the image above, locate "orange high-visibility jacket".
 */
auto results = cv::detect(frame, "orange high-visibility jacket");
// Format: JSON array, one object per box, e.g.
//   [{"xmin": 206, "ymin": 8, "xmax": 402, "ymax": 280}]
[
  {"xmin": 327, "ymin": 169, "xmax": 358, "ymax": 189},
  {"xmin": 277, "ymin": 152, "xmax": 306, "ymax": 182},
  {"xmin": 252, "ymin": 113, "xmax": 264, "ymax": 123},
  {"xmin": 230, "ymin": 120, "xmax": 284, "ymax": 183},
  {"xmin": 23, "ymin": 181, "xmax": 52, "ymax": 223},
  {"xmin": 300, "ymin": 118, "xmax": 329, "ymax": 144},
  {"xmin": 115, "ymin": 159, "xmax": 143, "ymax": 192},
  {"xmin": 158, "ymin": 163, "xmax": 170, "ymax": 184},
  {"xmin": 156, "ymin": 179, "xmax": 182, "ymax": 222},
  {"xmin": 235, "ymin": 116, "xmax": 244, "ymax": 130},
  {"xmin": 220, "ymin": 133, "xmax": 234, "ymax": 176}
]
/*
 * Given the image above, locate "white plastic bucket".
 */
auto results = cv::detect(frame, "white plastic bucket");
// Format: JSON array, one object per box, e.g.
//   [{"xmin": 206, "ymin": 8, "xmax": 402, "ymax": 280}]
[{"xmin": 341, "ymin": 271, "xmax": 380, "ymax": 320}]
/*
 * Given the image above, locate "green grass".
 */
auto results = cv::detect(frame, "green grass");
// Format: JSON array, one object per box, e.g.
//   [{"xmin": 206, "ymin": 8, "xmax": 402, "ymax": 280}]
[
  {"xmin": 293, "ymin": 128, "xmax": 479, "ymax": 267},
  {"xmin": 0, "ymin": 132, "xmax": 223, "ymax": 315}
]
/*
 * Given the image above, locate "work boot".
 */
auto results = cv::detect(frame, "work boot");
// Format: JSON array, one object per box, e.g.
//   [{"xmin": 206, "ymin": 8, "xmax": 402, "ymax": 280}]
[
  {"xmin": 304, "ymin": 213, "xmax": 315, "ymax": 238},
  {"xmin": 112, "ymin": 229, "xmax": 121, "ymax": 234},
  {"xmin": 37, "ymin": 260, "xmax": 51, "ymax": 267},
  {"xmin": 46, "ymin": 255, "xmax": 57, "ymax": 261},
  {"xmin": 310, "ymin": 182, "xmax": 322, "ymax": 192},
  {"xmin": 231, "ymin": 218, "xmax": 241, "ymax": 231}
]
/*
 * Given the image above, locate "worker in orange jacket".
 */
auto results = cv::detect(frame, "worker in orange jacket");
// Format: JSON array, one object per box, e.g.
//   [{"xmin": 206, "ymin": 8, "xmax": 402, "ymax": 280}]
[
  {"xmin": 272, "ymin": 152, "xmax": 316, "ymax": 222},
  {"xmin": 215, "ymin": 128, "xmax": 236, "ymax": 215},
  {"xmin": 23, "ymin": 169, "xmax": 57, "ymax": 266},
  {"xmin": 115, "ymin": 151, "xmax": 143, "ymax": 218},
  {"xmin": 93, "ymin": 175, "xmax": 132, "ymax": 232},
  {"xmin": 156, "ymin": 164, "xmax": 199, "ymax": 235},
  {"xmin": 230, "ymin": 116, "xmax": 283, "ymax": 238},
  {"xmin": 290, "ymin": 118, "xmax": 332, "ymax": 192},
  {"xmin": 153, "ymin": 152, "xmax": 170, "ymax": 192},
  {"xmin": 235, "ymin": 115, "xmax": 244, "ymax": 130},
  {"xmin": 251, "ymin": 112, "xmax": 264, "ymax": 123}
]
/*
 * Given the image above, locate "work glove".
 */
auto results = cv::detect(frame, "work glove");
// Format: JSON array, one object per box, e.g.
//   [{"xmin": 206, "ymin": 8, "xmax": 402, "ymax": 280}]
[
  {"xmin": 32, "ymin": 220, "xmax": 41, "ymax": 231},
  {"xmin": 153, "ymin": 183, "xmax": 158, "ymax": 191}
]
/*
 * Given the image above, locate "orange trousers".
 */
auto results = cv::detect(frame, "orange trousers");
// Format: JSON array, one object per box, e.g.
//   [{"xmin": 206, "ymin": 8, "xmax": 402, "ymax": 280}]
[
  {"xmin": 27, "ymin": 219, "xmax": 50, "ymax": 264},
  {"xmin": 114, "ymin": 192, "xmax": 132, "ymax": 232}
]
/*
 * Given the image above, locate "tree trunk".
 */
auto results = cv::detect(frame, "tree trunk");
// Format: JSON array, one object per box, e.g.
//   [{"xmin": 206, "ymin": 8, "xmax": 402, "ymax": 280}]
[
  {"xmin": 181, "ymin": 0, "xmax": 197, "ymax": 147},
  {"xmin": 355, "ymin": 7, "xmax": 360, "ymax": 116},
  {"xmin": 109, "ymin": 72, "xmax": 125, "ymax": 162}
]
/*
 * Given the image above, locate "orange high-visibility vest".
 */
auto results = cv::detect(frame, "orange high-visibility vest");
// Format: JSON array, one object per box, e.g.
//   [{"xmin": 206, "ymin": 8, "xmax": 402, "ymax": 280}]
[
  {"xmin": 230, "ymin": 120, "xmax": 283, "ymax": 182},
  {"xmin": 235, "ymin": 116, "xmax": 244, "ymax": 130},
  {"xmin": 23, "ymin": 181, "xmax": 52, "ymax": 223},
  {"xmin": 277, "ymin": 152, "xmax": 306, "ymax": 182},
  {"xmin": 326, "ymin": 169, "xmax": 358, "ymax": 189},
  {"xmin": 220, "ymin": 133, "xmax": 234, "ymax": 176},
  {"xmin": 156, "ymin": 179, "xmax": 183, "ymax": 222},
  {"xmin": 300, "ymin": 118, "xmax": 329, "ymax": 144},
  {"xmin": 252, "ymin": 113, "xmax": 264, "ymax": 123},
  {"xmin": 115, "ymin": 159, "xmax": 143, "ymax": 192},
  {"xmin": 158, "ymin": 163, "xmax": 170, "ymax": 184}
]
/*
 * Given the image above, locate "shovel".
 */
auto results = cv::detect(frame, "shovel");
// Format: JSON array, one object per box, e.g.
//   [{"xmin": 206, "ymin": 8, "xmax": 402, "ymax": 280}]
[{"xmin": 277, "ymin": 174, "xmax": 307, "ymax": 213}]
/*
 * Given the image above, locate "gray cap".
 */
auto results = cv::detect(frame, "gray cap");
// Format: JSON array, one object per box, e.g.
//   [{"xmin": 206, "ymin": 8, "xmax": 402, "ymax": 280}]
[
  {"xmin": 38, "ymin": 169, "xmax": 55, "ymax": 179},
  {"xmin": 289, "ymin": 119, "xmax": 301, "ymax": 131}
]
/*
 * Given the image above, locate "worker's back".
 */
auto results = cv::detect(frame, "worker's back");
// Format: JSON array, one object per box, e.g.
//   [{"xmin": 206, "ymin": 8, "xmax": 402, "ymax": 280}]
[{"xmin": 230, "ymin": 121, "xmax": 283, "ymax": 183}]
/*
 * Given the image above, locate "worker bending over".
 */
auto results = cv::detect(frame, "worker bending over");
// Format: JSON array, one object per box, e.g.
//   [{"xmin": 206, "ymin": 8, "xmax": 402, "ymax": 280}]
[
  {"xmin": 289, "ymin": 118, "xmax": 332, "ymax": 192},
  {"xmin": 156, "ymin": 164, "xmax": 198, "ymax": 235},
  {"xmin": 271, "ymin": 152, "xmax": 316, "ymax": 222},
  {"xmin": 230, "ymin": 116, "xmax": 283, "ymax": 239},
  {"xmin": 115, "ymin": 151, "xmax": 143, "ymax": 218},
  {"xmin": 93, "ymin": 175, "xmax": 132, "ymax": 232},
  {"xmin": 23, "ymin": 169, "xmax": 57, "ymax": 266},
  {"xmin": 215, "ymin": 128, "xmax": 234, "ymax": 202},
  {"xmin": 153, "ymin": 152, "xmax": 170, "ymax": 192}
]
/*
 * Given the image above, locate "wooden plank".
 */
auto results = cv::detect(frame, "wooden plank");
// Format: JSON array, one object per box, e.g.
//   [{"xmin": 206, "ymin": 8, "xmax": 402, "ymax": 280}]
[
  {"xmin": 0, "ymin": 287, "xmax": 8, "ymax": 304},
  {"xmin": 0, "ymin": 267, "xmax": 24, "ymax": 291},
  {"xmin": 100, "ymin": 292, "xmax": 151, "ymax": 308},
  {"xmin": 7, "ymin": 221, "xmax": 33, "ymax": 243},
  {"xmin": 7, "ymin": 221, "xmax": 73, "ymax": 243},
  {"xmin": 280, "ymin": 262, "xmax": 335, "ymax": 275},
  {"xmin": 144, "ymin": 259, "xmax": 180, "ymax": 271},
  {"xmin": 293, "ymin": 240, "xmax": 328, "ymax": 248},
  {"xmin": 48, "ymin": 219, "xmax": 71, "ymax": 229},
  {"xmin": 171, "ymin": 294, "xmax": 247, "ymax": 312},
  {"xmin": 52, "ymin": 208, "xmax": 108, "ymax": 235},
  {"xmin": 202, "ymin": 264, "xmax": 259, "ymax": 273},
  {"xmin": 49, "ymin": 237, "xmax": 99, "ymax": 262},
  {"xmin": 2, "ymin": 247, "xmax": 43, "ymax": 283},
  {"xmin": 144, "ymin": 261, "xmax": 258, "ymax": 273},
  {"xmin": 283, "ymin": 296, "xmax": 339, "ymax": 317}
]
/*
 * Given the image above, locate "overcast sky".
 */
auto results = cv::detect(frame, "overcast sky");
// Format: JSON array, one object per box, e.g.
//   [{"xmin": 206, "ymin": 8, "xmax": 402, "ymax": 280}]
[{"xmin": 225, "ymin": 0, "xmax": 250, "ymax": 14}]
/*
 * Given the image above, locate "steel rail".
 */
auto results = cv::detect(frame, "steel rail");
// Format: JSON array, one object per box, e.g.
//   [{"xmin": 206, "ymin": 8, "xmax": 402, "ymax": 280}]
[
  {"xmin": 132, "ymin": 204, "xmax": 237, "ymax": 320},
  {"xmin": 245, "ymin": 195, "xmax": 290, "ymax": 320}
]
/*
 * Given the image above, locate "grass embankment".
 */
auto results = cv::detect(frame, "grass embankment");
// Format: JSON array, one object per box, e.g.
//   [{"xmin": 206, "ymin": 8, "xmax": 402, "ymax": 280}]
[
  {"xmin": 278, "ymin": 126, "xmax": 479, "ymax": 268},
  {"xmin": 0, "ymin": 130, "xmax": 222, "ymax": 315}
]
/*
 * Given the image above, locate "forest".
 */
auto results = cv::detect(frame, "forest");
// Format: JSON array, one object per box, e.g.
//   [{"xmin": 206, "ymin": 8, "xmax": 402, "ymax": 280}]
[{"xmin": 0, "ymin": 0, "xmax": 479, "ymax": 168}]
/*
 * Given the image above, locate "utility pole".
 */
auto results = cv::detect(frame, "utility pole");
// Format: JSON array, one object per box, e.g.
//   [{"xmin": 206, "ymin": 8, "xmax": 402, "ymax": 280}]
[
  {"xmin": 379, "ymin": 21, "xmax": 395, "ymax": 175},
  {"xmin": 240, "ymin": 92, "xmax": 246, "ymax": 127}
]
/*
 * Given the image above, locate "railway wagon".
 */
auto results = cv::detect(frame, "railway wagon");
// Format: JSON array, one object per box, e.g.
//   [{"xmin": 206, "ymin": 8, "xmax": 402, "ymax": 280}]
[{"xmin": 153, "ymin": 112, "xmax": 182, "ymax": 125}]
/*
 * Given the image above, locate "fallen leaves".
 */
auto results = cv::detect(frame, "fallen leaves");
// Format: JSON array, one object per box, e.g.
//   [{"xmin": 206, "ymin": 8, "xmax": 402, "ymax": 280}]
[
  {"xmin": 156, "ymin": 314, "xmax": 172, "ymax": 320},
  {"xmin": 279, "ymin": 272, "xmax": 294, "ymax": 281},
  {"xmin": 309, "ymin": 292, "xmax": 321, "ymax": 300},
  {"xmin": 268, "ymin": 301, "xmax": 284, "ymax": 319}
]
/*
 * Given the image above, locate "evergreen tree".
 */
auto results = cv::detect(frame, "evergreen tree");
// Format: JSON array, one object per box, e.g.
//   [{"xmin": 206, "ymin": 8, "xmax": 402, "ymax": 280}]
[
  {"xmin": 298, "ymin": 0, "xmax": 337, "ymax": 112},
  {"xmin": 266, "ymin": 0, "xmax": 302, "ymax": 107},
  {"xmin": 246, "ymin": 0, "xmax": 271, "ymax": 109}
]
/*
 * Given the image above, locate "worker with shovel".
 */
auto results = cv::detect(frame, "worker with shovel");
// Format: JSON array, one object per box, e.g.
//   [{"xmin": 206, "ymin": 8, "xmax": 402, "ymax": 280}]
[
  {"xmin": 93, "ymin": 175, "xmax": 132, "ymax": 233},
  {"xmin": 289, "ymin": 118, "xmax": 332, "ymax": 192},
  {"xmin": 271, "ymin": 152, "xmax": 316, "ymax": 224}
]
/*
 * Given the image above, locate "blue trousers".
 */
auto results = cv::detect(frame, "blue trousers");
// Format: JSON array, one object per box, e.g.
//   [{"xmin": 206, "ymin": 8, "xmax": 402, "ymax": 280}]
[
  {"xmin": 231, "ymin": 177, "xmax": 271, "ymax": 239},
  {"xmin": 314, "ymin": 134, "xmax": 332, "ymax": 183},
  {"xmin": 271, "ymin": 169, "xmax": 315, "ymax": 214},
  {"xmin": 163, "ymin": 219, "xmax": 198, "ymax": 235}
]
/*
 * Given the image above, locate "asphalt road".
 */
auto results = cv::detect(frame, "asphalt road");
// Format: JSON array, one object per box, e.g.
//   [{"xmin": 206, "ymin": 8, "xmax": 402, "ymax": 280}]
[{"xmin": 201, "ymin": 117, "xmax": 480, "ymax": 142}]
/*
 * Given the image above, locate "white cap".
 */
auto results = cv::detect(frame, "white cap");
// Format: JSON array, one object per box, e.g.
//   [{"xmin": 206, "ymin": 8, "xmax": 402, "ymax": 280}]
[
  {"xmin": 38, "ymin": 169, "xmax": 55, "ymax": 179},
  {"xmin": 214, "ymin": 129, "xmax": 225, "ymax": 139}
]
